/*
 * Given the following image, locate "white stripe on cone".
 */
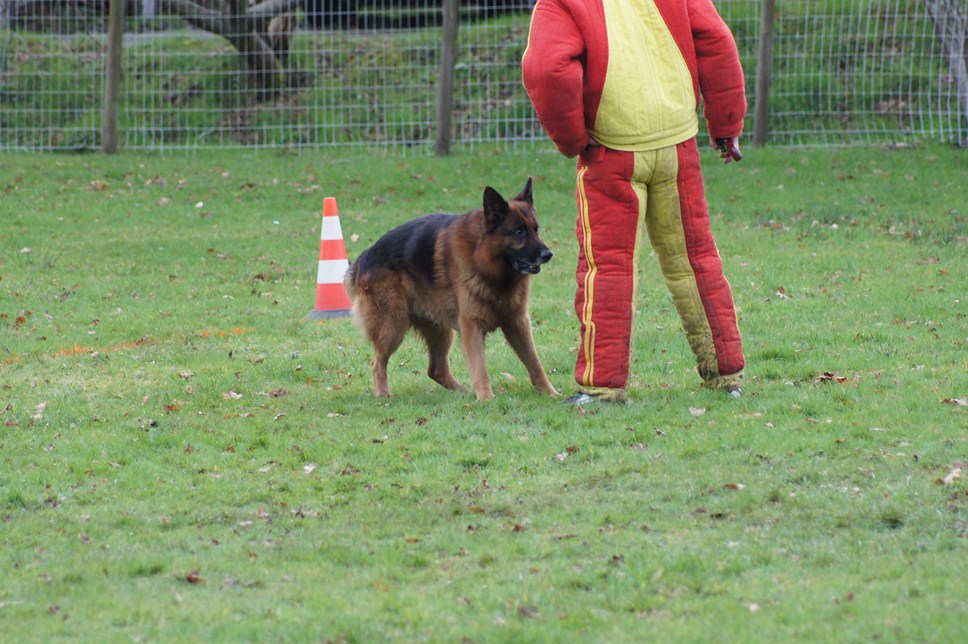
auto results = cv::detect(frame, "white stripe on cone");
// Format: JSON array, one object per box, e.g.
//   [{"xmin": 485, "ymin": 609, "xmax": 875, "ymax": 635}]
[
  {"xmin": 317, "ymin": 258, "xmax": 349, "ymax": 284},
  {"xmin": 321, "ymin": 215, "xmax": 344, "ymax": 240}
]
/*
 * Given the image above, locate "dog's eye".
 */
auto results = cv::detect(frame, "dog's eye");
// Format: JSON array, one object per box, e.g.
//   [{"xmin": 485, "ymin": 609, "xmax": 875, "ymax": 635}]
[{"xmin": 515, "ymin": 227, "xmax": 526, "ymax": 238}]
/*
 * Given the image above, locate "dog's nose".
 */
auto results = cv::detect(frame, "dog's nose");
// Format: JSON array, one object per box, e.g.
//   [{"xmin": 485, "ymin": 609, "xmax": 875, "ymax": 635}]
[{"xmin": 540, "ymin": 247, "xmax": 553, "ymax": 263}]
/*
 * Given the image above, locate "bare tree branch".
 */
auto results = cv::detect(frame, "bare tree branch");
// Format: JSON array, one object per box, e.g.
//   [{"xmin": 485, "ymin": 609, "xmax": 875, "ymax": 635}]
[
  {"xmin": 158, "ymin": 0, "xmax": 226, "ymax": 34},
  {"xmin": 248, "ymin": 0, "xmax": 303, "ymax": 21},
  {"xmin": 158, "ymin": 0, "xmax": 303, "ymax": 92}
]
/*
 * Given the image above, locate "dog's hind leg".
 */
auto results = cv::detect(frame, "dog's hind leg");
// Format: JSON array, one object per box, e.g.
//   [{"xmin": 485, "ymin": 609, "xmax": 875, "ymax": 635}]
[
  {"xmin": 369, "ymin": 323, "xmax": 407, "ymax": 397},
  {"xmin": 413, "ymin": 318, "xmax": 466, "ymax": 392},
  {"xmin": 358, "ymin": 289, "xmax": 409, "ymax": 397}
]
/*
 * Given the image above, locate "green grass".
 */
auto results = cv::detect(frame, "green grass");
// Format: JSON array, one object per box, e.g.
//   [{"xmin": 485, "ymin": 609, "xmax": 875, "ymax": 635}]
[{"xmin": 1, "ymin": 144, "xmax": 966, "ymax": 641}]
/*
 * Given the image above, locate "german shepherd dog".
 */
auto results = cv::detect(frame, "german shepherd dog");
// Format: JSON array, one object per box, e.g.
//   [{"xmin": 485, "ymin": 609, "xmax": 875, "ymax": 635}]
[{"xmin": 344, "ymin": 178, "xmax": 559, "ymax": 400}]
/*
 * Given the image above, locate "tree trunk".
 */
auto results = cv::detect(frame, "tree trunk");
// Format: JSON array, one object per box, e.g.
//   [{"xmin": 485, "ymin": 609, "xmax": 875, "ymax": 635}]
[
  {"xmin": 159, "ymin": 0, "xmax": 301, "ymax": 93},
  {"xmin": 924, "ymin": 0, "xmax": 968, "ymax": 144}
]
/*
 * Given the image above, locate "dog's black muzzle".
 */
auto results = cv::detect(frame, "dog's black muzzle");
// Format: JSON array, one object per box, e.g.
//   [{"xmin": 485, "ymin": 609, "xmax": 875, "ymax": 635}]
[{"xmin": 513, "ymin": 246, "xmax": 553, "ymax": 275}]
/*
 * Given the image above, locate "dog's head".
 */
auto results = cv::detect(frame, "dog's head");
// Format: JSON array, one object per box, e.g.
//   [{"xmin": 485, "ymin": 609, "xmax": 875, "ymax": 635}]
[{"xmin": 482, "ymin": 178, "xmax": 553, "ymax": 275}]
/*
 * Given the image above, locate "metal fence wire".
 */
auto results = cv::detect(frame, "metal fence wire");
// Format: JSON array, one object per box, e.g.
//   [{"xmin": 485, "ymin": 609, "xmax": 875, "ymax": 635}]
[{"xmin": 0, "ymin": 0, "xmax": 965, "ymax": 152}]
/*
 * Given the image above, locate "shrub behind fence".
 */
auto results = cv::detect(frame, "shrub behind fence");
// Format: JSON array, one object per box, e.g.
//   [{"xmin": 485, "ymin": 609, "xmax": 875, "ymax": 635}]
[{"xmin": 0, "ymin": 0, "xmax": 965, "ymax": 152}]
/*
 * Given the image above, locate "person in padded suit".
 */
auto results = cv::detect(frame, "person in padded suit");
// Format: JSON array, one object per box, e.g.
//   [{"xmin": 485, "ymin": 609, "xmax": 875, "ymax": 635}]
[{"xmin": 522, "ymin": 0, "xmax": 747, "ymax": 404}]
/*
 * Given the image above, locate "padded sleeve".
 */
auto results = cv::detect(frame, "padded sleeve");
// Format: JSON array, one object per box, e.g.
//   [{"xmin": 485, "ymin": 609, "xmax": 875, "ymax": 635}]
[
  {"xmin": 688, "ymin": 0, "xmax": 747, "ymax": 139},
  {"xmin": 522, "ymin": 1, "xmax": 590, "ymax": 157}
]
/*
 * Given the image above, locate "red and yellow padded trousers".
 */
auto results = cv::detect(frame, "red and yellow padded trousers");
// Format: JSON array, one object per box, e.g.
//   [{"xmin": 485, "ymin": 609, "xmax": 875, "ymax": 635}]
[{"xmin": 573, "ymin": 139, "xmax": 744, "ymax": 396}]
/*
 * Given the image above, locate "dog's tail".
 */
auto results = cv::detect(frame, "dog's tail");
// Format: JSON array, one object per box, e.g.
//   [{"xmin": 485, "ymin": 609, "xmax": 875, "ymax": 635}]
[{"xmin": 343, "ymin": 261, "xmax": 358, "ymax": 299}]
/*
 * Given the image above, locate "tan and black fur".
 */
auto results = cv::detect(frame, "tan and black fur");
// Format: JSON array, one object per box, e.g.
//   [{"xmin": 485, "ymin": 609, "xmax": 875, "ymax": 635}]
[{"xmin": 344, "ymin": 178, "xmax": 558, "ymax": 400}]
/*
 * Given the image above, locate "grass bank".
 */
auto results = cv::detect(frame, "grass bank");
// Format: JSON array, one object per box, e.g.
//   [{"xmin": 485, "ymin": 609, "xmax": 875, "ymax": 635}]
[{"xmin": 1, "ymin": 144, "xmax": 966, "ymax": 640}]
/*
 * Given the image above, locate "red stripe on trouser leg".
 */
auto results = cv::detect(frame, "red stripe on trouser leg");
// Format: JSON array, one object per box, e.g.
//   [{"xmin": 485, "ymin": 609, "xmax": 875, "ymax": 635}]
[
  {"xmin": 573, "ymin": 148, "xmax": 638, "ymax": 390},
  {"xmin": 674, "ymin": 140, "xmax": 744, "ymax": 379}
]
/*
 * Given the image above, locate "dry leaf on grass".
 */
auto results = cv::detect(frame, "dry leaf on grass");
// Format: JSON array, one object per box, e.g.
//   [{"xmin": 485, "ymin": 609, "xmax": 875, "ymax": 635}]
[
  {"xmin": 940, "ymin": 463, "xmax": 963, "ymax": 485},
  {"xmin": 555, "ymin": 445, "xmax": 579, "ymax": 462}
]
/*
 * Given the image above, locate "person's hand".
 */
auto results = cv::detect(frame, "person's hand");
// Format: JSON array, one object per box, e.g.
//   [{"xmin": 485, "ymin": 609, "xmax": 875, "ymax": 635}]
[
  {"xmin": 712, "ymin": 137, "xmax": 743, "ymax": 163},
  {"xmin": 582, "ymin": 138, "xmax": 606, "ymax": 162}
]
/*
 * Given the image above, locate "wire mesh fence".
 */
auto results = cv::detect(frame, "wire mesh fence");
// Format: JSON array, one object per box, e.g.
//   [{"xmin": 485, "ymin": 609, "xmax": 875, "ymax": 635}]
[
  {"xmin": 721, "ymin": 0, "xmax": 968, "ymax": 147},
  {"xmin": 0, "ymin": 0, "xmax": 965, "ymax": 152}
]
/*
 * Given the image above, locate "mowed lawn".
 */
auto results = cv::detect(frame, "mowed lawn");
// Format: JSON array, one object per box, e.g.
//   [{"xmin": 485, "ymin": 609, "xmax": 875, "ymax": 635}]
[{"xmin": 1, "ymin": 144, "xmax": 966, "ymax": 641}]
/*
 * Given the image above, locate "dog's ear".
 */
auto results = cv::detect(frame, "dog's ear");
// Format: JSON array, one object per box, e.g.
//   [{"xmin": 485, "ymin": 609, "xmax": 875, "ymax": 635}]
[
  {"xmin": 483, "ymin": 186, "xmax": 508, "ymax": 228},
  {"xmin": 514, "ymin": 177, "xmax": 534, "ymax": 206}
]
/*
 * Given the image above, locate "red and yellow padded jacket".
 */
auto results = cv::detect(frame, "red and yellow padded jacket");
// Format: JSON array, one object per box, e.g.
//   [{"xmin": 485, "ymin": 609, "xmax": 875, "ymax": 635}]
[{"xmin": 522, "ymin": 0, "xmax": 747, "ymax": 158}]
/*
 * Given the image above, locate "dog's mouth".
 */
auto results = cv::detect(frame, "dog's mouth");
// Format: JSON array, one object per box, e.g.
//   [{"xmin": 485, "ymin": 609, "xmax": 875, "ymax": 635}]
[
  {"xmin": 511, "ymin": 249, "xmax": 552, "ymax": 275},
  {"xmin": 512, "ymin": 258, "xmax": 544, "ymax": 274}
]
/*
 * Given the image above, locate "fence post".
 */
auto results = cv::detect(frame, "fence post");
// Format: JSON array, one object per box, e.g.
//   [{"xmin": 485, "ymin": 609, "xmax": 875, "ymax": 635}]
[
  {"xmin": 436, "ymin": 0, "xmax": 460, "ymax": 156},
  {"xmin": 752, "ymin": 0, "xmax": 775, "ymax": 147},
  {"xmin": 102, "ymin": 0, "xmax": 125, "ymax": 153}
]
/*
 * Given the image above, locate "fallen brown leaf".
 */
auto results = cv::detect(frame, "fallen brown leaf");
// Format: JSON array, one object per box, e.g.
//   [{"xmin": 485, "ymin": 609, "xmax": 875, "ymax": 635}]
[
  {"xmin": 518, "ymin": 605, "xmax": 539, "ymax": 619},
  {"xmin": 818, "ymin": 371, "xmax": 849, "ymax": 384}
]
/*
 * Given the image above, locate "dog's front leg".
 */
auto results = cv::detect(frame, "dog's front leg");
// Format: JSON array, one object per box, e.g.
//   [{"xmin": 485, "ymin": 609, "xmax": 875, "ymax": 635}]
[
  {"xmin": 501, "ymin": 315, "xmax": 559, "ymax": 397},
  {"xmin": 458, "ymin": 317, "xmax": 493, "ymax": 400}
]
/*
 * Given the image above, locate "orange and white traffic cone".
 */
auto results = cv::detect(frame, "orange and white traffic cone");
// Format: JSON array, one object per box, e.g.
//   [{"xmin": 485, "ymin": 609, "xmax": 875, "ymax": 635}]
[{"xmin": 308, "ymin": 197, "xmax": 352, "ymax": 320}]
